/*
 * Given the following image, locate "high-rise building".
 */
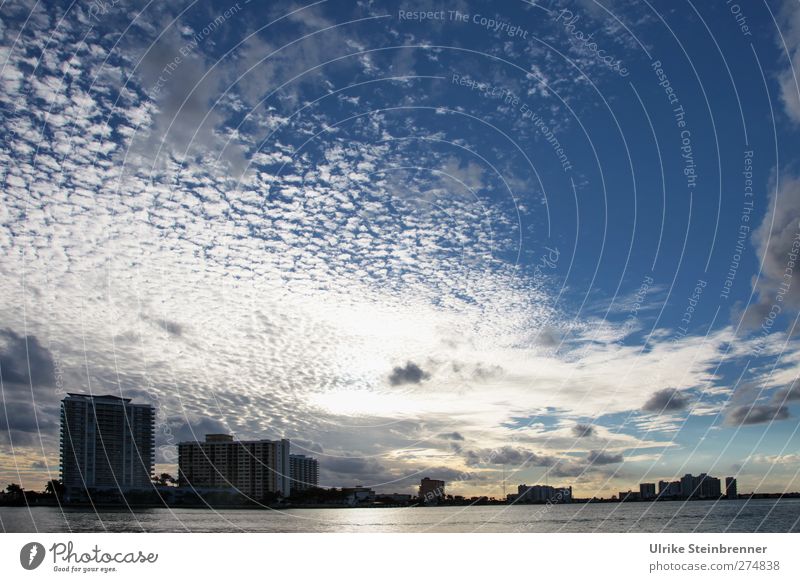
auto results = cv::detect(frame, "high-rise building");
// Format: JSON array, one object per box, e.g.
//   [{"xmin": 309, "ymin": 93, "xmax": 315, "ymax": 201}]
[
  {"xmin": 178, "ymin": 434, "xmax": 291, "ymax": 498},
  {"xmin": 657, "ymin": 480, "xmax": 681, "ymax": 498},
  {"xmin": 698, "ymin": 474, "xmax": 722, "ymax": 498},
  {"xmin": 725, "ymin": 477, "xmax": 738, "ymax": 499},
  {"xmin": 419, "ymin": 477, "xmax": 446, "ymax": 503},
  {"xmin": 680, "ymin": 473, "xmax": 699, "ymax": 498},
  {"xmin": 639, "ymin": 482, "xmax": 656, "ymax": 500},
  {"xmin": 290, "ymin": 454, "xmax": 319, "ymax": 491},
  {"xmin": 60, "ymin": 393, "xmax": 154, "ymax": 495}
]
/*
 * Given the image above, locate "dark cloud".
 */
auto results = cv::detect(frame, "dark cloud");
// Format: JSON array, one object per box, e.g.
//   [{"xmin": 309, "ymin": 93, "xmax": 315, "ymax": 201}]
[
  {"xmin": 439, "ymin": 432, "xmax": 465, "ymax": 441},
  {"xmin": 586, "ymin": 450, "xmax": 623, "ymax": 465},
  {"xmin": 572, "ymin": 423, "xmax": 594, "ymax": 438},
  {"xmin": 320, "ymin": 456, "xmax": 391, "ymax": 486},
  {"xmin": 0, "ymin": 331, "xmax": 61, "ymax": 446},
  {"xmin": 725, "ymin": 404, "xmax": 790, "ymax": 426},
  {"xmin": 388, "ymin": 361, "xmax": 430, "ymax": 386},
  {"xmin": 463, "ymin": 446, "xmax": 557, "ymax": 468},
  {"xmin": 548, "ymin": 461, "xmax": 589, "ymax": 478},
  {"xmin": 774, "ymin": 379, "xmax": 800, "ymax": 402},
  {"xmin": 642, "ymin": 388, "xmax": 691, "ymax": 413},
  {"xmin": 0, "ymin": 329, "xmax": 55, "ymax": 386}
]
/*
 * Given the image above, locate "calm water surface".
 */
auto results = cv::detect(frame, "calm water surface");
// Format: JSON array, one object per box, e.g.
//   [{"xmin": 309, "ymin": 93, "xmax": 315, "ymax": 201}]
[{"xmin": 2, "ymin": 500, "xmax": 799, "ymax": 533}]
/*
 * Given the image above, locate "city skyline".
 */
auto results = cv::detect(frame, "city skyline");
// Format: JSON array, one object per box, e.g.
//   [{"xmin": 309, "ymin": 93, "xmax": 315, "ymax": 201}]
[
  {"xmin": 2, "ymin": 0, "xmax": 800, "ymax": 505},
  {"xmin": 38, "ymin": 391, "xmax": 792, "ymax": 503}
]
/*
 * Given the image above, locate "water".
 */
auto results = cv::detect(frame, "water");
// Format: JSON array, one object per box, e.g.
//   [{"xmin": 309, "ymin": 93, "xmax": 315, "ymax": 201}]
[{"xmin": 2, "ymin": 499, "xmax": 799, "ymax": 532}]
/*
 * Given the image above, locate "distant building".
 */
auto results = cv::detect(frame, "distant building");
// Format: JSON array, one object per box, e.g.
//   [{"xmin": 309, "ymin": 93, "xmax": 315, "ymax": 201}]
[
  {"xmin": 342, "ymin": 486, "xmax": 376, "ymax": 505},
  {"xmin": 680, "ymin": 473, "xmax": 698, "ymax": 498},
  {"xmin": 60, "ymin": 393, "xmax": 154, "ymax": 498},
  {"xmin": 698, "ymin": 474, "xmax": 722, "ymax": 498},
  {"xmin": 377, "ymin": 493, "xmax": 412, "ymax": 503},
  {"xmin": 517, "ymin": 484, "xmax": 572, "ymax": 504},
  {"xmin": 639, "ymin": 483, "xmax": 656, "ymax": 500},
  {"xmin": 419, "ymin": 477, "xmax": 446, "ymax": 503},
  {"xmin": 618, "ymin": 490, "xmax": 640, "ymax": 502},
  {"xmin": 658, "ymin": 480, "xmax": 681, "ymax": 498},
  {"xmin": 178, "ymin": 434, "xmax": 290, "ymax": 498},
  {"xmin": 725, "ymin": 477, "xmax": 738, "ymax": 499},
  {"xmin": 289, "ymin": 454, "xmax": 319, "ymax": 492}
]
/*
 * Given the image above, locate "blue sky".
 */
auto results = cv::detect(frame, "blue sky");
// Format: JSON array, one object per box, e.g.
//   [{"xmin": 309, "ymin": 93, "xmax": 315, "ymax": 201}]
[{"xmin": 1, "ymin": 0, "xmax": 800, "ymax": 498}]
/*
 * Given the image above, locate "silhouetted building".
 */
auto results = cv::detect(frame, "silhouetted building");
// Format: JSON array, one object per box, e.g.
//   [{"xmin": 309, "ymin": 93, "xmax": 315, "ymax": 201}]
[
  {"xmin": 517, "ymin": 484, "xmax": 572, "ymax": 503},
  {"xmin": 658, "ymin": 480, "xmax": 681, "ymax": 498},
  {"xmin": 676, "ymin": 473, "xmax": 722, "ymax": 499},
  {"xmin": 681, "ymin": 473, "xmax": 699, "ymax": 498},
  {"xmin": 639, "ymin": 482, "xmax": 656, "ymax": 500},
  {"xmin": 290, "ymin": 454, "xmax": 319, "ymax": 492},
  {"xmin": 342, "ymin": 486, "xmax": 376, "ymax": 504},
  {"xmin": 698, "ymin": 474, "xmax": 722, "ymax": 498},
  {"xmin": 378, "ymin": 493, "xmax": 412, "ymax": 503},
  {"xmin": 419, "ymin": 477, "xmax": 446, "ymax": 503},
  {"xmin": 178, "ymin": 434, "xmax": 291, "ymax": 498},
  {"xmin": 618, "ymin": 490, "xmax": 640, "ymax": 502},
  {"xmin": 725, "ymin": 477, "xmax": 738, "ymax": 499},
  {"xmin": 60, "ymin": 393, "xmax": 154, "ymax": 498}
]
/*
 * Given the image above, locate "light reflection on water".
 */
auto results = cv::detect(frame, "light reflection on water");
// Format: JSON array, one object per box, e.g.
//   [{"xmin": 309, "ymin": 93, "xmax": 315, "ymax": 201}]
[{"xmin": 2, "ymin": 499, "xmax": 798, "ymax": 533}]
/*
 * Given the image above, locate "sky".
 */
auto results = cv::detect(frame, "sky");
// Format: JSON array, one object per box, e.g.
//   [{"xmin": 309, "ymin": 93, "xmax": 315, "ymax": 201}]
[{"xmin": 1, "ymin": 0, "xmax": 800, "ymax": 500}]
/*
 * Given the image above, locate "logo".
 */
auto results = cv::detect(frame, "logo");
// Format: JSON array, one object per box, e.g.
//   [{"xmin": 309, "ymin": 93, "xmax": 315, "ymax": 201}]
[{"xmin": 20, "ymin": 542, "xmax": 46, "ymax": 570}]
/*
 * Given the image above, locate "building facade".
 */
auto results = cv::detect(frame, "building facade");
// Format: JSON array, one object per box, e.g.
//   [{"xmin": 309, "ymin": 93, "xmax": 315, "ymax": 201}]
[
  {"xmin": 658, "ymin": 480, "xmax": 682, "ymax": 498},
  {"xmin": 289, "ymin": 454, "xmax": 320, "ymax": 492},
  {"xmin": 178, "ymin": 434, "xmax": 291, "ymax": 498},
  {"xmin": 725, "ymin": 477, "xmax": 738, "ymax": 499},
  {"xmin": 639, "ymin": 482, "xmax": 656, "ymax": 500},
  {"xmin": 60, "ymin": 393, "xmax": 154, "ymax": 493},
  {"xmin": 419, "ymin": 477, "xmax": 446, "ymax": 503}
]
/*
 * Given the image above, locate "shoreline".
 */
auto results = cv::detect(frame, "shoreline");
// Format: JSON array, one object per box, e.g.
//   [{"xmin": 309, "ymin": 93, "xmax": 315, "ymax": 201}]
[{"xmin": 2, "ymin": 496, "xmax": 798, "ymax": 511}]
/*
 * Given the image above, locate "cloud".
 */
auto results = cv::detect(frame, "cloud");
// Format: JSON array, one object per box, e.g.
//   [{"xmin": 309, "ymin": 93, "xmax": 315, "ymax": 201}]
[
  {"xmin": 773, "ymin": 379, "xmax": 800, "ymax": 402},
  {"xmin": 321, "ymin": 456, "xmax": 391, "ymax": 486},
  {"xmin": 778, "ymin": 0, "xmax": 800, "ymax": 124},
  {"xmin": 291, "ymin": 439, "xmax": 324, "ymax": 454},
  {"xmin": 140, "ymin": 314, "xmax": 184, "ymax": 337},
  {"xmin": 743, "ymin": 173, "xmax": 800, "ymax": 329},
  {"xmin": 463, "ymin": 446, "xmax": 557, "ymax": 468},
  {"xmin": 572, "ymin": 423, "xmax": 594, "ymax": 438},
  {"xmin": 586, "ymin": 450, "xmax": 623, "ymax": 465},
  {"xmin": 439, "ymin": 432, "xmax": 465, "ymax": 441},
  {"xmin": 725, "ymin": 404, "xmax": 790, "ymax": 425},
  {"xmin": 0, "ymin": 329, "xmax": 55, "ymax": 386},
  {"xmin": 642, "ymin": 388, "xmax": 691, "ymax": 413},
  {"xmin": 388, "ymin": 362, "xmax": 431, "ymax": 386},
  {"xmin": 750, "ymin": 453, "xmax": 800, "ymax": 465}
]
